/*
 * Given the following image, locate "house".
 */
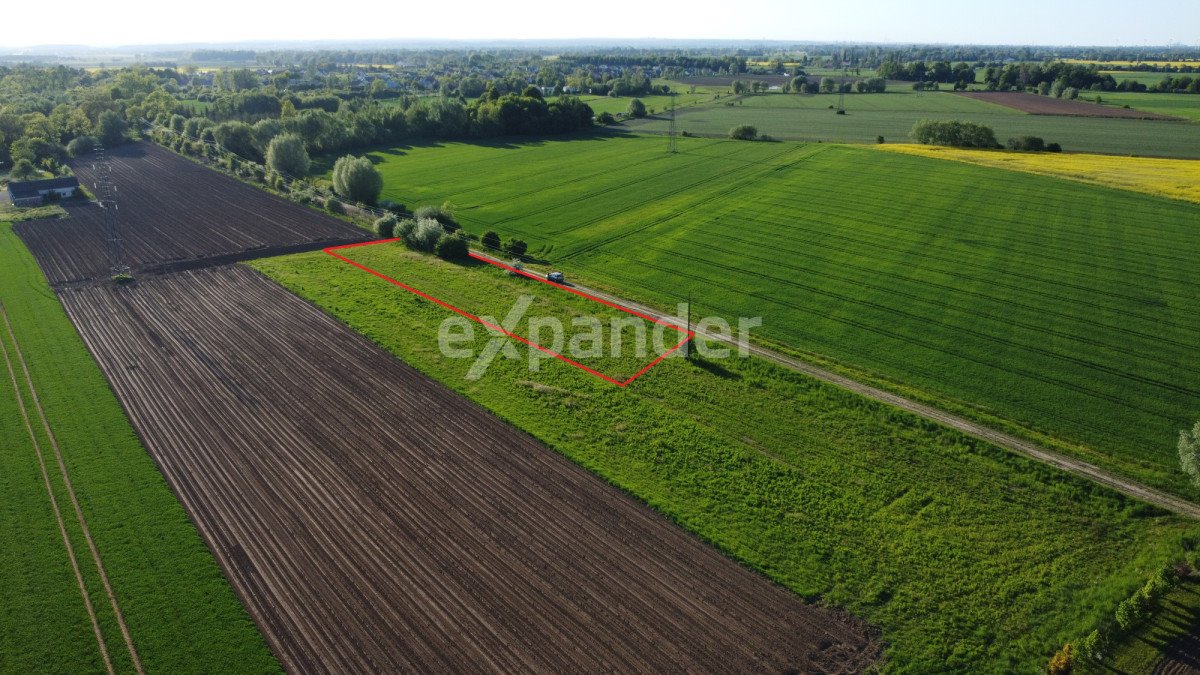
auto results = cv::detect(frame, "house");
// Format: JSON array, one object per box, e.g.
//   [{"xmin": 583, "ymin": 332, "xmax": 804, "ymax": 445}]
[{"xmin": 5, "ymin": 176, "xmax": 80, "ymax": 207}]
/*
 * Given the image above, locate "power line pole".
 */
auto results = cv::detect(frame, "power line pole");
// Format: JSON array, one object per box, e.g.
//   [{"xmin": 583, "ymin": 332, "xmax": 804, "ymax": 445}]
[{"xmin": 91, "ymin": 144, "xmax": 127, "ymax": 278}]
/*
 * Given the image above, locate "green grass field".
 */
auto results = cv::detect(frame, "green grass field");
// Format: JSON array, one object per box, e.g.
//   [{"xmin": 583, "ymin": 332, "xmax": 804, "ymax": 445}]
[
  {"xmin": 1101, "ymin": 71, "xmax": 1183, "ymax": 87},
  {"xmin": 1092, "ymin": 92, "xmax": 1200, "ymax": 122},
  {"xmin": 253, "ymin": 245, "xmax": 1200, "ymax": 672},
  {"xmin": 624, "ymin": 93, "xmax": 1200, "ymax": 157},
  {"xmin": 354, "ymin": 135, "xmax": 1200, "ymax": 498},
  {"xmin": 0, "ymin": 221, "xmax": 278, "ymax": 673}
]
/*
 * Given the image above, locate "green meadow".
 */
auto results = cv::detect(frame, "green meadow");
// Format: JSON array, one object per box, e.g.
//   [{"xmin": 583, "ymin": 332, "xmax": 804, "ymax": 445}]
[
  {"xmin": 625, "ymin": 92, "xmax": 1200, "ymax": 156},
  {"xmin": 351, "ymin": 135, "xmax": 1200, "ymax": 498},
  {"xmin": 254, "ymin": 245, "xmax": 1200, "ymax": 672}
]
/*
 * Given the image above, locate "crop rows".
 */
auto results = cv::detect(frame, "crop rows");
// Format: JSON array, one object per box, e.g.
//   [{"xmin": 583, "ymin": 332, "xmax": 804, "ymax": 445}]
[
  {"xmin": 15, "ymin": 142, "xmax": 365, "ymax": 284},
  {"xmin": 368, "ymin": 136, "xmax": 1200, "ymax": 495},
  {"xmin": 59, "ymin": 264, "xmax": 878, "ymax": 673}
]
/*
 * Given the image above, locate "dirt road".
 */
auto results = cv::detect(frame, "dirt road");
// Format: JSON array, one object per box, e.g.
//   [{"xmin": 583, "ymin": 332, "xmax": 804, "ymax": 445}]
[{"xmin": 487, "ymin": 253, "xmax": 1200, "ymax": 521}]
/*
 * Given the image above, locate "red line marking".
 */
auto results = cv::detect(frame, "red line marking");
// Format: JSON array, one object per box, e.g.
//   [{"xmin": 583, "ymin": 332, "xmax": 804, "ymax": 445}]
[{"xmin": 324, "ymin": 241, "xmax": 694, "ymax": 386}]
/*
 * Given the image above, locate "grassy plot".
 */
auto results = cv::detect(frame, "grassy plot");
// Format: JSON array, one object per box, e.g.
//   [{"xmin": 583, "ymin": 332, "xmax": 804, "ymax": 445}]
[
  {"xmin": 253, "ymin": 246, "xmax": 1200, "ymax": 672},
  {"xmin": 876, "ymin": 143, "xmax": 1200, "ymax": 204},
  {"xmin": 331, "ymin": 245, "xmax": 689, "ymax": 383},
  {"xmin": 1091, "ymin": 92, "xmax": 1200, "ymax": 122},
  {"xmin": 365, "ymin": 136, "xmax": 1200, "ymax": 498},
  {"xmin": 723, "ymin": 91, "xmax": 1023, "ymax": 113},
  {"xmin": 624, "ymin": 94, "xmax": 1200, "ymax": 157},
  {"xmin": 0, "ymin": 221, "xmax": 278, "ymax": 673}
]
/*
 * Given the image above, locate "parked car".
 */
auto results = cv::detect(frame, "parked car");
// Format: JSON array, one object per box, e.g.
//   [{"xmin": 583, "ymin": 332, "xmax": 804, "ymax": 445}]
[{"xmin": 547, "ymin": 271, "xmax": 565, "ymax": 284}]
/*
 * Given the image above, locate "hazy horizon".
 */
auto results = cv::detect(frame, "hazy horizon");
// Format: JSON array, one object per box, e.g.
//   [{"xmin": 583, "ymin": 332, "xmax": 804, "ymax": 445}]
[{"xmin": 4, "ymin": 0, "xmax": 1198, "ymax": 51}]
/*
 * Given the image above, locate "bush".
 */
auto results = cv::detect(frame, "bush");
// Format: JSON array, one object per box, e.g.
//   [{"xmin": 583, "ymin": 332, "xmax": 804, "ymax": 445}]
[
  {"xmin": 378, "ymin": 199, "xmax": 406, "ymax": 214},
  {"xmin": 1115, "ymin": 591, "xmax": 1150, "ymax": 631},
  {"xmin": 876, "ymin": 136, "xmax": 885, "ymax": 144},
  {"xmin": 482, "ymin": 231, "xmax": 501, "ymax": 251},
  {"xmin": 325, "ymin": 198, "xmax": 344, "ymax": 215},
  {"xmin": 596, "ymin": 111, "xmax": 616, "ymax": 125},
  {"xmin": 399, "ymin": 218, "xmax": 444, "ymax": 253},
  {"xmin": 1046, "ymin": 142, "xmax": 1063, "ymax": 153},
  {"xmin": 729, "ymin": 125, "xmax": 758, "ymax": 141},
  {"xmin": 394, "ymin": 218, "xmax": 417, "ymax": 245},
  {"xmin": 1046, "ymin": 643, "xmax": 1073, "ymax": 675},
  {"xmin": 331, "ymin": 155, "xmax": 383, "ymax": 204},
  {"xmin": 414, "ymin": 203, "xmax": 460, "ymax": 232},
  {"xmin": 66, "ymin": 135, "xmax": 98, "ymax": 158},
  {"xmin": 435, "ymin": 234, "xmax": 470, "ymax": 260},
  {"xmin": 1006, "ymin": 136, "xmax": 1046, "ymax": 152},
  {"xmin": 626, "ymin": 99, "xmax": 647, "ymax": 118},
  {"xmin": 505, "ymin": 238, "xmax": 528, "ymax": 257},
  {"xmin": 1076, "ymin": 630, "xmax": 1105, "ymax": 662},
  {"xmin": 374, "ymin": 214, "xmax": 399, "ymax": 238}
]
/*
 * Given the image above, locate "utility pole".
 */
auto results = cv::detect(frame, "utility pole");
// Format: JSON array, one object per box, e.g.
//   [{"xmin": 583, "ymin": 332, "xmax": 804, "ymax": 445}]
[{"xmin": 92, "ymin": 144, "xmax": 127, "ymax": 279}]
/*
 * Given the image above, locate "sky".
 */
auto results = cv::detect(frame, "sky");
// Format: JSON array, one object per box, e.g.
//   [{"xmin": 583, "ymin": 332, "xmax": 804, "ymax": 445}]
[{"xmin": 3, "ymin": 0, "xmax": 1198, "ymax": 48}]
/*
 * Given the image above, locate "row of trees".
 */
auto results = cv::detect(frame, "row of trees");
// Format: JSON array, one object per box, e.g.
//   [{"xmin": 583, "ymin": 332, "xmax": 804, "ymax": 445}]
[
  {"xmin": 981, "ymin": 62, "xmax": 1118, "ymax": 92},
  {"xmin": 877, "ymin": 60, "xmax": 977, "ymax": 87}
]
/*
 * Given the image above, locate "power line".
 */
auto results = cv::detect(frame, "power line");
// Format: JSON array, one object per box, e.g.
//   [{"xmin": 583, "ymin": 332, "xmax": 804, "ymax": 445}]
[{"xmin": 90, "ymin": 143, "xmax": 127, "ymax": 278}]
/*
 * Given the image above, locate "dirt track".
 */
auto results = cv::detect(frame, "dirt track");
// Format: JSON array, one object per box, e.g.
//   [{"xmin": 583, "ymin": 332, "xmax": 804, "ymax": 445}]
[
  {"xmin": 479, "ymin": 252, "xmax": 1200, "ymax": 522},
  {"xmin": 59, "ymin": 265, "xmax": 879, "ymax": 673},
  {"xmin": 14, "ymin": 142, "xmax": 366, "ymax": 285}
]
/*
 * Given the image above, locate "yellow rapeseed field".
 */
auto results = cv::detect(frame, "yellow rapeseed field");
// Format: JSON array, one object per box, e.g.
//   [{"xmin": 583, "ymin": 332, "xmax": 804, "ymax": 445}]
[{"xmin": 875, "ymin": 144, "xmax": 1200, "ymax": 205}]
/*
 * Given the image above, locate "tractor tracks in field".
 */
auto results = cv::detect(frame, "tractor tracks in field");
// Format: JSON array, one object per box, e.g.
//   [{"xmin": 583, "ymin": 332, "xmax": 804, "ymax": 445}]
[
  {"xmin": 478, "ymin": 254, "xmax": 1200, "ymax": 521},
  {"xmin": 0, "ymin": 303, "xmax": 144, "ymax": 674}
]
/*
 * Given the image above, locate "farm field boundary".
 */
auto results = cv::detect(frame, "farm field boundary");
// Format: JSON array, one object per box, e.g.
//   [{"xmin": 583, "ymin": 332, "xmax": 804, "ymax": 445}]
[
  {"xmin": 326, "ymin": 240, "xmax": 693, "ymax": 386},
  {"xmin": 874, "ymin": 144, "xmax": 1200, "ymax": 205},
  {"xmin": 953, "ymin": 91, "xmax": 1184, "ymax": 119},
  {"xmin": 255, "ymin": 244, "xmax": 1200, "ymax": 670},
  {"xmin": 58, "ymin": 264, "xmax": 879, "ymax": 672},
  {"xmin": 0, "ymin": 221, "xmax": 278, "ymax": 673}
]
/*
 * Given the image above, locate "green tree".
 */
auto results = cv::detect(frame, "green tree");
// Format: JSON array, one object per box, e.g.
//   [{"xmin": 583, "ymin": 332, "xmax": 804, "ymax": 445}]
[
  {"xmin": 626, "ymin": 99, "xmax": 647, "ymax": 118},
  {"xmin": 481, "ymin": 231, "xmax": 501, "ymax": 251},
  {"xmin": 729, "ymin": 125, "xmax": 758, "ymax": 141},
  {"xmin": 331, "ymin": 155, "xmax": 383, "ymax": 204},
  {"xmin": 435, "ymin": 234, "xmax": 469, "ymax": 261},
  {"xmin": 1179, "ymin": 421, "xmax": 1200, "ymax": 486},
  {"xmin": 266, "ymin": 133, "xmax": 310, "ymax": 178},
  {"xmin": 373, "ymin": 214, "xmax": 399, "ymax": 238},
  {"xmin": 505, "ymin": 238, "xmax": 528, "ymax": 257},
  {"xmin": 66, "ymin": 135, "xmax": 97, "ymax": 157},
  {"xmin": 820, "ymin": 77, "xmax": 837, "ymax": 94},
  {"xmin": 10, "ymin": 158, "xmax": 40, "ymax": 181},
  {"xmin": 96, "ymin": 111, "xmax": 128, "ymax": 148}
]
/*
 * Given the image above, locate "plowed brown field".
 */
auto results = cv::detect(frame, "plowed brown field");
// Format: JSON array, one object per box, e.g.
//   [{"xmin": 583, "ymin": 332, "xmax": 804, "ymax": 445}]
[
  {"xmin": 59, "ymin": 265, "xmax": 879, "ymax": 673},
  {"xmin": 14, "ymin": 142, "xmax": 366, "ymax": 285},
  {"xmin": 954, "ymin": 91, "xmax": 1183, "ymax": 119}
]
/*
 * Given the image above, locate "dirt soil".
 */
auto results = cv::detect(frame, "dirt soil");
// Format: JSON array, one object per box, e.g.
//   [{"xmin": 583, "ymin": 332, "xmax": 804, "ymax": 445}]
[
  {"xmin": 58, "ymin": 265, "xmax": 881, "ymax": 673},
  {"xmin": 955, "ymin": 91, "xmax": 1183, "ymax": 120},
  {"xmin": 14, "ymin": 142, "xmax": 366, "ymax": 285}
]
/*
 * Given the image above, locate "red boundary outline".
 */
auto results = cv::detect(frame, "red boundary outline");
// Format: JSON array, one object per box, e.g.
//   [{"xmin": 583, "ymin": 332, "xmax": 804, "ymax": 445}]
[{"xmin": 323, "ymin": 239, "xmax": 694, "ymax": 387}]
